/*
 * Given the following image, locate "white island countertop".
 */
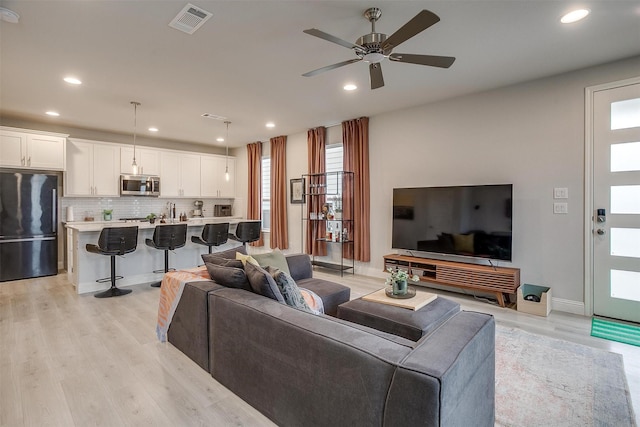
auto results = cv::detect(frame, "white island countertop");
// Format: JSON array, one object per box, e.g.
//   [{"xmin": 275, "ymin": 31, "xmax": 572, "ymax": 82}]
[
  {"xmin": 65, "ymin": 216, "xmax": 246, "ymax": 232},
  {"xmin": 64, "ymin": 217, "xmax": 257, "ymax": 294}
]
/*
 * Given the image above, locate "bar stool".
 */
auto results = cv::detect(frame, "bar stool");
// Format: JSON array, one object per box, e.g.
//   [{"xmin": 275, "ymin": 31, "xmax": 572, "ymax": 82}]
[
  {"xmin": 229, "ymin": 221, "xmax": 262, "ymax": 249},
  {"xmin": 86, "ymin": 226, "xmax": 138, "ymax": 298},
  {"xmin": 191, "ymin": 223, "xmax": 229, "ymax": 254},
  {"xmin": 146, "ymin": 223, "xmax": 187, "ymax": 287}
]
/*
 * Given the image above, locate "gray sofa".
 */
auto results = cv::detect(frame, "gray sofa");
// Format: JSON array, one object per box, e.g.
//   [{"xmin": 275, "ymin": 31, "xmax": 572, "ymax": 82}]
[{"xmin": 168, "ymin": 253, "xmax": 495, "ymax": 426}]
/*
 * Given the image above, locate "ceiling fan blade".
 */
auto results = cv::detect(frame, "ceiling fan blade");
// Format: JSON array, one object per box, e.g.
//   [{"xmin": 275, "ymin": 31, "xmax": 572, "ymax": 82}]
[
  {"xmin": 389, "ymin": 53, "xmax": 456, "ymax": 68},
  {"xmin": 302, "ymin": 58, "xmax": 362, "ymax": 77},
  {"xmin": 381, "ymin": 10, "xmax": 440, "ymax": 51},
  {"xmin": 303, "ymin": 29, "xmax": 366, "ymax": 54},
  {"xmin": 369, "ymin": 63, "xmax": 384, "ymax": 90}
]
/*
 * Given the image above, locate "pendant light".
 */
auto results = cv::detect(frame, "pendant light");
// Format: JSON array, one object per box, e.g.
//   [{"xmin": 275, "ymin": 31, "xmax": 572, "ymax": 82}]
[
  {"xmin": 131, "ymin": 101, "xmax": 140, "ymax": 175},
  {"xmin": 224, "ymin": 120, "xmax": 231, "ymax": 182}
]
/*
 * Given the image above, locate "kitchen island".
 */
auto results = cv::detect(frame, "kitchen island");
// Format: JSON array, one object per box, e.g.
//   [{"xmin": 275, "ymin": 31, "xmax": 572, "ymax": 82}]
[{"xmin": 65, "ymin": 217, "xmax": 254, "ymax": 294}]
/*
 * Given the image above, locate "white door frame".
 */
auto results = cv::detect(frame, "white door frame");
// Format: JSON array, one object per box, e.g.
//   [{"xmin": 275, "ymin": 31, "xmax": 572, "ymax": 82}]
[{"xmin": 584, "ymin": 75, "xmax": 640, "ymax": 317}]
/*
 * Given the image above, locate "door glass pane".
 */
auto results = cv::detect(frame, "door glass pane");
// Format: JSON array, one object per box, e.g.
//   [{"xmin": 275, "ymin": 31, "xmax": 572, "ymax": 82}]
[
  {"xmin": 611, "ymin": 141, "xmax": 640, "ymax": 172},
  {"xmin": 611, "ymin": 228, "xmax": 640, "ymax": 258},
  {"xmin": 611, "ymin": 269, "xmax": 640, "ymax": 302},
  {"xmin": 611, "ymin": 185, "xmax": 640, "ymax": 214},
  {"xmin": 611, "ymin": 98, "xmax": 640, "ymax": 130}
]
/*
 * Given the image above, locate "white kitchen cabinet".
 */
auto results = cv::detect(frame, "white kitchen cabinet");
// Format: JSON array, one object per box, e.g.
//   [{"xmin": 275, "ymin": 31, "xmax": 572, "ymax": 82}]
[
  {"xmin": 160, "ymin": 151, "xmax": 201, "ymax": 197},
  {"xmin": 120, "ymin": 146, "xmax": 160, "ymax": 176},
  {"xmin": 0, "ymin": 127, "xmax": 67, "ymax": 170},
  {"xmin": 65, "ymin": 139, "xmax": 120, "ymax": 197},
  {"xmin": 201, "ymin": 155, "xmax": 236, "ymax": 198}
]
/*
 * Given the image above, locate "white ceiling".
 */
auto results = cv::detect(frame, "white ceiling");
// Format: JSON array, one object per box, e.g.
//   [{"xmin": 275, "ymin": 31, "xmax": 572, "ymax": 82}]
[{"xmin": 1, "ymin": 1, "xmax": 639, "ymax": 148}]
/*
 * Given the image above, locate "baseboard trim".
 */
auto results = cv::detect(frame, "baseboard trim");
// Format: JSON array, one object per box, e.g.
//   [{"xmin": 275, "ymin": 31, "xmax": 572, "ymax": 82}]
[{"xmin": 551, "ymin": 297, "xmax": 585, "ymax": 315}]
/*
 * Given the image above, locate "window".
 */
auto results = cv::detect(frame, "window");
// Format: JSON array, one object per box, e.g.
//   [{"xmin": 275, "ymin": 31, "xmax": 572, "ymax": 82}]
[
  {"xmin": 261, "ymin": 156, "xmax": 270, "ymax": 230},
  {"xmin": 325, "ymin": 143, "xmax": 344, "ymax": 207}
]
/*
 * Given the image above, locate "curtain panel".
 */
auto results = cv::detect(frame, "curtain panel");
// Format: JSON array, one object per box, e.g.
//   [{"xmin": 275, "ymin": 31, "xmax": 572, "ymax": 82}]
[
  {"xmin": 342, "ymin": 117, "xmax": 370, "ymax": 262},
  {"xmin": 246, "ymin": 141, "xmax": 264, "ymax": 247},
  {"xmin": 306, "ymin": 126, "xmax": 327, "ymax": 256},
  {"xmin": 270, "ymin": 136, "xmax": 288, "ymax": 249}
]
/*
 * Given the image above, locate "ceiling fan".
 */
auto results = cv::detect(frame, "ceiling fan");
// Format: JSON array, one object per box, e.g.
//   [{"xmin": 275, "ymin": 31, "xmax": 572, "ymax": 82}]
[{"xmin": 302, "ymin": 8, "xmax": 455, "ymax": 90}]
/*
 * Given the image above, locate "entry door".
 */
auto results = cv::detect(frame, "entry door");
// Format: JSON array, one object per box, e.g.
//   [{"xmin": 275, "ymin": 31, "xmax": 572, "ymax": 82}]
[{"xmin": 592, "ymin": 80, "xmax": 640, "ymax": 323}]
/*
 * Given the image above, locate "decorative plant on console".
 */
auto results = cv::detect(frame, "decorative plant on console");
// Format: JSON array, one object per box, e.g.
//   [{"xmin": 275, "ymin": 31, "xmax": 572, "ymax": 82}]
[{"xmin": 385, "ymin": 268, "xmax": 419, "ymax": 296}]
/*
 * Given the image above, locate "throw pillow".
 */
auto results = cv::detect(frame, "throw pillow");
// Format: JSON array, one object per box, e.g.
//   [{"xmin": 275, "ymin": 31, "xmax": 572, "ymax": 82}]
[
  {"xmin": 213, "ymin": 246, "xmax": 247, "ymax": 259},
  {"xmin": 236, "ymin": 252, "xmax": 259, "ymax": 267},
  {"xmin": 265, "ymin": 266, "xmax": 314, "ymax": 313},
  {"xmin": 252, "ymin": 248, "xmax": 291, "ymax": 275},
  {"xmin": 205, "ymin": 262, "xmax": 251, "ymax": 291},
  {"xmin": 201, "ymin": 254, "xmax": 244, "ymax": 268},
  {"xmin": 245, "ymin": 262, "xmax": 285, "ymax": 303}
]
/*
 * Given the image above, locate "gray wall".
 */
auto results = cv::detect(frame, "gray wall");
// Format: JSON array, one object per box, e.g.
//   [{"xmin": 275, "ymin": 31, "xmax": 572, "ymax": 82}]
[{"xmin": 269, "ymin": 56, "xmax": 640, "ymax": 313}]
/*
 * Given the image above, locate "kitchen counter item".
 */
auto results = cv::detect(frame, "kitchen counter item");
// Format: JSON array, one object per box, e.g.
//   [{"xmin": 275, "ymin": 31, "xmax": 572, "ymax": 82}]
[
  {"xmin": 193, "ymin": 200, "xmax": 204, "ymax": 217},
  {"xmin": 214, "ymin": 204, "xmax": 232, "ymax": 217}
]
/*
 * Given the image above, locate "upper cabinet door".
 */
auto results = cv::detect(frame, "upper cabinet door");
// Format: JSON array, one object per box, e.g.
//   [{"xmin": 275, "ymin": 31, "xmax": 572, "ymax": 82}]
[
  {"xmin": 160, "ymin": 151, "xmax": 180, "ymax": 197},
  {"xmin": 27, "ymin": 134, "xmax": 65, "ymax": 170},
  {"xmin": 92, "ymin": 144, "xmax": 120, "ymax": 196},
  {"xmin": 180, "ymin": 153, "xmax": 201, "ymax": 197},
  {"xmin": 0, "ymin": 128, "xmax": 66, "ymax": 170},
  {"xmin": 0, "ymin": 130, "xmax": 26, "ymax": 167},
  {"xmin": 65, "ymin": 140, "xmax": 94, "ymax": 196},
  {"xmin": 200, "ymin": 155, "xmax": 236, "ymax": 198},
  {"xmin": 218, "ymin": 157, "xmax": 236, "ymax": 198},
  {"xmin": 121, "ymin": 146, "xmax": 161, "ymax": 176}
]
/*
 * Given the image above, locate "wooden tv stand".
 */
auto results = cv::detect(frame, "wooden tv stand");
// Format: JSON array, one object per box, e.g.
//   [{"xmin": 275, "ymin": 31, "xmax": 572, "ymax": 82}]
[{"xmin": 383, "ymin": 254, "xmax": 520, "ymax": 307}]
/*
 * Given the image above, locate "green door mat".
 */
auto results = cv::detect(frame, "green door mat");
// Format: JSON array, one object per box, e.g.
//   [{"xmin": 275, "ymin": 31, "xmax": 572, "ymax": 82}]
[{"xmin": 591, "ymin": 317, "xmax": 640, "ymax": 347}]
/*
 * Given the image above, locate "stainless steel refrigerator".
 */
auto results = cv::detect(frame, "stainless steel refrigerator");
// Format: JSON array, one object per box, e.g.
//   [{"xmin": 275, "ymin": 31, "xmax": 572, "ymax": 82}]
[{"xmin": 0, "ymin": 171, "xmax": 58, "ymax": 282}]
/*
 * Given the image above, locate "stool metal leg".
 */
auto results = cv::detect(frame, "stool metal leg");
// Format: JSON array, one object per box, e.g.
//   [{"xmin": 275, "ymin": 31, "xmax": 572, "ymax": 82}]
[
  {"xmin": 150, "ymin": 249, "xmax": 169, "ymax": 288},
  {"xmin": 94, "ymin": 255, "xmax": 133, "ymax": 298}
]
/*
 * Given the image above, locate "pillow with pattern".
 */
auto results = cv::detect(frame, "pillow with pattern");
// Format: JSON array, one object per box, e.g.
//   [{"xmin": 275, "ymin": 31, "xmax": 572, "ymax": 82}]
[{"xmin": 265, "ymin": 266, "xmax": 321, "ymax": 315}]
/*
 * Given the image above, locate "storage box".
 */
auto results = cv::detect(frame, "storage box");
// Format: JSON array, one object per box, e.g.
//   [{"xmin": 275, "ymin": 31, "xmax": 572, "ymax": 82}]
[{"xmin": 517, "ymin": 284, "xmax": 552, "ymax": 316}]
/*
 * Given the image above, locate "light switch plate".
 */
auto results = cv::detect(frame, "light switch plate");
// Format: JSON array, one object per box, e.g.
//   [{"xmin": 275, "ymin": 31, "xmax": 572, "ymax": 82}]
[
  {"xmin": 554, "ymin": 202, "xmax": 568, "ymax": 214},
  {"xmin": 554, "ymin": 187, "xmax": 568, "ymax": 199}
]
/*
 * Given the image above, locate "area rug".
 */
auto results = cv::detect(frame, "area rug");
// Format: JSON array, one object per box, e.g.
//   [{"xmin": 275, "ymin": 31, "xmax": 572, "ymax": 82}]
[
  {"xmin": 591, "ymin": 317, "xmax": 640, "ymax": 347},
  {"xmin": 495, "ymin": 326, "xmax": 636, "ymax": 427}
]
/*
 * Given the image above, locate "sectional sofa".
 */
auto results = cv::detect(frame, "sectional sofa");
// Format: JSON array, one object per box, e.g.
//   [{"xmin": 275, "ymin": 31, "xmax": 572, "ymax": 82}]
[{"xmin": 167, "ymin": 250, "xmax": 496, "ymax": 426}]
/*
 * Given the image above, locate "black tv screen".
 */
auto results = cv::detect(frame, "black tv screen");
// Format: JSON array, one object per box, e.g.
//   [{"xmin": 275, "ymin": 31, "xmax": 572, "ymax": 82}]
[{"xmin": 392, "ymin": 184, "xmax": 513, "ymax": 261}]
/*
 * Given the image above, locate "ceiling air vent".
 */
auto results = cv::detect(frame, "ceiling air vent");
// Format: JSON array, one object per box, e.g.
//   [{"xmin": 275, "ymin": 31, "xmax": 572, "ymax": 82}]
[
  {"xmin": 169, "ymin": 3, "xmax": 212, "ymax": 35},
  {"xmin": 201, "ymin": 113, "xmax": 228, "ymax": 121}
]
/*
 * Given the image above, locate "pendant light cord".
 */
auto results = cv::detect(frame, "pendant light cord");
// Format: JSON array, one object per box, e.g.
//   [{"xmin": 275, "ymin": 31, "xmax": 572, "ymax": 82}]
[{"xmin": 131, "ymin": 101, "xmax": 140, "ymax": 172}]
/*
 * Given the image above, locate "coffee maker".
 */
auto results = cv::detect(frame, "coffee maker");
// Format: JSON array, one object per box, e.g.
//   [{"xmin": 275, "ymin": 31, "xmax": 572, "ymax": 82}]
[{"xmin": 193, "ymin": 200, "xmax": 204, "ymax": 217}]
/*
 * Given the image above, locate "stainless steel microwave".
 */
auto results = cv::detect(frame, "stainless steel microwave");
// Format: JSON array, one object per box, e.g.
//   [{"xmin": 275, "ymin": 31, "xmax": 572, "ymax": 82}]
[{"xmin": 120, "ymin": 175, "xmax": 160, "ymax": 197}]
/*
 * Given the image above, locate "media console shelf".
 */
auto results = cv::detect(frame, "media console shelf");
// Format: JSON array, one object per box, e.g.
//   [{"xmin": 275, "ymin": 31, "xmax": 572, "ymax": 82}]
[{"xmin": 383, "ymin": 254, "xmax": 520, "ymax": 307}]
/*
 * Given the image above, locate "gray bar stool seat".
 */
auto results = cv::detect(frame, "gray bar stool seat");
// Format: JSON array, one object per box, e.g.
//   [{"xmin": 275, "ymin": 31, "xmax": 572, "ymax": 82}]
[
  {"xmin": 229, "ymin": 221, "xmax": 262, "ymax": 249},
  {"xmin": 191, "ymin": 223, "xmax": 229, "ymax": 254},
  {"xmin": 86, "ymin": 226, "xmax": 138, "ymax": 298},
  {"xmin": 146, "ymin": 223, "xmax": 187, "ymax": 287}
]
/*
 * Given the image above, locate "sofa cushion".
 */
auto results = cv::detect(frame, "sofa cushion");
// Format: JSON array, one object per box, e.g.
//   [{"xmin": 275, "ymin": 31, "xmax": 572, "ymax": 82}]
[
  {"xmin": 201, "ymin": 254, "xmax": 244, "ymax": 268},
  {"xmin": 296, "ymin": 277, "xmax": 351, "ymax": 317},
  {"xmin": 205, "ymin": 262, "xmax": 251, "ymax": 291},
  {"xmin": 211, "ymin": 246, "xmax": 247, "ymax": 259},
  {"xmin": 265, "ymin": 266, "xmax": 318, "ymax": 314},
  {"xmin": 252, "ymin": 249, "xmax": 291, "ymax": 275},
  {"xmin": 245, "ymin": 262, "xmax": 285, "ymax": 303}
]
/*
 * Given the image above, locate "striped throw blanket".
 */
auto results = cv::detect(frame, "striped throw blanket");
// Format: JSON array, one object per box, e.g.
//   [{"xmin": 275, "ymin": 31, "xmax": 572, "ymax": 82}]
[{"xmin": 156, "ymin": 267, "xmax": 210, "ymax": 342}]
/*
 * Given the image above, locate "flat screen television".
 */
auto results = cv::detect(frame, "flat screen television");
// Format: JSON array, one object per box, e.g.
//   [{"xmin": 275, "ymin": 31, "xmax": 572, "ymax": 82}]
[{"xmin": 392, "ymin": 184, "xmax": 513, "ymax": 261}]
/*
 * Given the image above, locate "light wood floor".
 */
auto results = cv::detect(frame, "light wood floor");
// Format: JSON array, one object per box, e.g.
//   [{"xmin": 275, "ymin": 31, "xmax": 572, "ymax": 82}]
[{"xmin": 1, "ymin": 270, "xmax": 638, "ymax": 426}]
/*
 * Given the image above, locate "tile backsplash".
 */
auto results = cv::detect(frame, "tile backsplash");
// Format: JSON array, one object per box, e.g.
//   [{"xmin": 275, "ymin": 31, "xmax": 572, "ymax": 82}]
[{"xmin": 61, "ymin": 197, "xmax": 235, "ymax": 222}]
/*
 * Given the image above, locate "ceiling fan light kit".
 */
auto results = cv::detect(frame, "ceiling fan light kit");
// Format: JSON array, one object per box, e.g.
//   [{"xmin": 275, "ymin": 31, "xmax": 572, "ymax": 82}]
[{"xmin": 302, "ymin": 7, "xmax": 456, "ymax": 90}]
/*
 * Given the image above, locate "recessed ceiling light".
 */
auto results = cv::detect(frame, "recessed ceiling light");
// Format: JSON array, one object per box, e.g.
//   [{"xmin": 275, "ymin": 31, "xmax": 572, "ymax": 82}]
[
  {"xmin": 45, "ymin": 111, "xmax": 60, "ymax": 117},
  {"xmin": 344, "ymin": 84, "xmax": 357, "ymax": 91},
  {"xmin": 148, "ymin": 127, "xmax": 158, "ymax": 132},
  {"xmin": 561, "ymin": 9, "xmax": 590, "ymax": 24},
  {"xmin": 63, "ymin": 76, "xmax": 82, "ymax": 85},
  {"xmin": 217, "ymin": 137, "xmax": 225, "ymax": 142},
  {"xmin": 266, "ymin": 122, "xmax": 275, "ymax": 128}
]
